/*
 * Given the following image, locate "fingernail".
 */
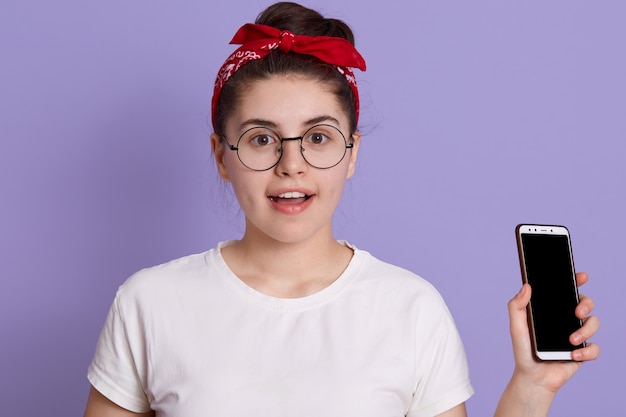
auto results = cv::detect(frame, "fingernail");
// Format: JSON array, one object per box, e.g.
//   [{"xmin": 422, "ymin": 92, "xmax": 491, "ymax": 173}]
[{"xmin": 572, "ymin": 351, "xmax": 583, "ymax": 361}]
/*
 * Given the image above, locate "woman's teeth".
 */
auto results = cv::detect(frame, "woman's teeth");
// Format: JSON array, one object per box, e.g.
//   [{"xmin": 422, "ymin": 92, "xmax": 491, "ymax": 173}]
[{"xmin": 278, "ymin": 192, "xmax": 306, "ymax": 198}]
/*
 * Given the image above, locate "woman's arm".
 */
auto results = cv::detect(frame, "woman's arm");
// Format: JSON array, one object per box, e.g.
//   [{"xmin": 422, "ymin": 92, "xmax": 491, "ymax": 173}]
[
  {"xmin": 494, "ymin": 272, "xmax": 600, "ymax": 417},
  {"xmin": 83, "ymin": 386, "xmax": 155, "ymax": 417}
]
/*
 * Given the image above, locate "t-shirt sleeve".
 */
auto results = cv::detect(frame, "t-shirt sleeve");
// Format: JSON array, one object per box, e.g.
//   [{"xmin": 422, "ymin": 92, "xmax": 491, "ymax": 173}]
[
  {"xmin": 406, "ymin": 289, "xmax": 474, "ymax": 417},
  {"xmin": 87, "ymin": 292, "xmax": 152, "ymax": 413}
]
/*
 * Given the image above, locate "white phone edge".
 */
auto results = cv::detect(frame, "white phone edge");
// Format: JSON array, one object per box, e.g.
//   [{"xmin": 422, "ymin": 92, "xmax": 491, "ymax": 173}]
[
  {"xmin": 536, "ymin": 351, "xmax": 574, "ymax": 361},
  {"xmin": 516, "ymin": 224, "xmax": 570, "ymax": 237}
]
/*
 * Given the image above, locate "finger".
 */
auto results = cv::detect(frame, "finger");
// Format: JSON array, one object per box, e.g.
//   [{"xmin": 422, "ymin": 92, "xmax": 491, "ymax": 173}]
[
  {"xmin": 572, "ymin": 342, "xmax": 601, "ymax": 362},
  {"xmin": 575, "ymin": 294, "xmax": 595, "ymax": 318},
  {"xmin": 508, "ymin": 283, "xmax": 531, "ymax": 316},
  {"xmin": 508, "ymin": 284, "xmax": 532, "ymax": 351},
  {"xmin": 570, "ymin": 315, "xmax": 600, "ymax": 346},
  {"xmin": 575, "ymin": 271, "xmax": 589, "ymax": 287}
]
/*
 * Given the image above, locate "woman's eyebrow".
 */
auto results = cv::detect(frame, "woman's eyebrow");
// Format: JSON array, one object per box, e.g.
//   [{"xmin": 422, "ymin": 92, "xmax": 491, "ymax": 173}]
[
  {"xmin": 303, "ymin": 115, "xmax": 341, "ymax": 127},
  {"xmin": 240, "ymin": 118, "xmax": 278, "ymax": 129}
]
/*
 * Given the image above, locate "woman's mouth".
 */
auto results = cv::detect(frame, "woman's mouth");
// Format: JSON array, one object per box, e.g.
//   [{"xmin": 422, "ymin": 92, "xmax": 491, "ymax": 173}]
[{"xmin": 268, "ymin": 191, "xmax": 311, "ymax": 205}]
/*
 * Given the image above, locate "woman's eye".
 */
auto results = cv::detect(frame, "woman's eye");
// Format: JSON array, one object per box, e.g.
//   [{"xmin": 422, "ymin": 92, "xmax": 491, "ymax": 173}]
[
  {"xmin": 251, "ymin": 134, "xmax": 275, "ymax": 146},
  {"xmin": 306, "ymin": 132, "xmax": 329, "ymax": 145}
]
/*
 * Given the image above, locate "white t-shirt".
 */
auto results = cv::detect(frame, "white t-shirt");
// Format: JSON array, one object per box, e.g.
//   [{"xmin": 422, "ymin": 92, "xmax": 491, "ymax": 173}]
[{"xmin": 88, "ymin": 242, "xmax": 473, "ymax": 417}]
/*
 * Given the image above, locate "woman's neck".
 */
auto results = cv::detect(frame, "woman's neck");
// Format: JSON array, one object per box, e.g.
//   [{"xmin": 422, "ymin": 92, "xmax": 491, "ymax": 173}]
[{"xmin": 220, "ymin": 230, "xmax": 353, "ymax": 298}]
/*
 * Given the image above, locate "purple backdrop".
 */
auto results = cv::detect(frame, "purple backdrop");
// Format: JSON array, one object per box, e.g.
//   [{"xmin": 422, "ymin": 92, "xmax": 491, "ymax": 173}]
[{"xmin": 1, "ymin": 0, "xmax": 624, "ymax": 415}]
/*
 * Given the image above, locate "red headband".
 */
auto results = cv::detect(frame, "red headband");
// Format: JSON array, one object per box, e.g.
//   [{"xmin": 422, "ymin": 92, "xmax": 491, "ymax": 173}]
[{"xmin": 211, "ymin": 23, "xmax": 367, "ymax": 130}]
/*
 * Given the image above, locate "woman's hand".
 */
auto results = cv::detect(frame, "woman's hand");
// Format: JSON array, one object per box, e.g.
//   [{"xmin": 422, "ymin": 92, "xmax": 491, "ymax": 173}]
[
  {"xmin": 495, "ymin": 272, "xmax": 600, "ymax": 417},
  {"xmin": 508, "ymin": 272, "xmax": 600, "ymax": 392}
]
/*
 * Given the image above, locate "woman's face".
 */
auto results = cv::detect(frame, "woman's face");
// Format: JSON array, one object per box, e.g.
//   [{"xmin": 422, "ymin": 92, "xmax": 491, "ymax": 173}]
[{"xmin": 211, "ymin": 74, "xmax": 360, "ymax": 245}]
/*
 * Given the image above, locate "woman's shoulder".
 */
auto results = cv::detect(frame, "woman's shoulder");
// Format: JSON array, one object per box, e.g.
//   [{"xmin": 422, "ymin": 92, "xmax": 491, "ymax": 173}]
[
  {"xmin": 346, "ymin": 244, "xmax": 456, "ymax": 325},
  {"xmin": 115, "ymin": 244, "xmax": 228, "ymax": 300},
  {"xmin": 349, "ymin": 243, "xmax": 441, "ymax": 297}
]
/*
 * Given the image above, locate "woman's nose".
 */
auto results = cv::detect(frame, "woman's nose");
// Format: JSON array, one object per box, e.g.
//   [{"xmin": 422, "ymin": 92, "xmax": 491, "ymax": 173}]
[{"xmin": 275, "ymin": 138, "xmax": 307, "ymax": 175}]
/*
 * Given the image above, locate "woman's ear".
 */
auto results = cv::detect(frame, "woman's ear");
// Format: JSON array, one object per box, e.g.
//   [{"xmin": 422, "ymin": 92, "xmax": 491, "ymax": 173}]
[
  {"xmin": 210, "ymin": 133, "xmax": 231, "ymax": 182},
  {"xmin": 346, "ymin": 131, "xmax": 361, "ymax": 179}
]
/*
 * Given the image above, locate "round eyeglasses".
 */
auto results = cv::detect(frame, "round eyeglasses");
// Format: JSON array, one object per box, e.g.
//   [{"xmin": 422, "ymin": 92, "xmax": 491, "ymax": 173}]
[{"xmin": 222, "ymin": 124, "xmax": 354, "ymax": 171}]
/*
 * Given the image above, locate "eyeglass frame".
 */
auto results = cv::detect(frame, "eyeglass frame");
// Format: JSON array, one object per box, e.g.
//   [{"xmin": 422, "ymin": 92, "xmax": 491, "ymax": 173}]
[{"xmin": 221, "ymin": 123, "xmax": 355, "ymax": 171}]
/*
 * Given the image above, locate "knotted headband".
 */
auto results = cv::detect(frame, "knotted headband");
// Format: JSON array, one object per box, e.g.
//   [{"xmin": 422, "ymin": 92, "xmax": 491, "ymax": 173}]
[{"xmin": 211, "ymin": 23, "xmax": 367, "ymax": 130}]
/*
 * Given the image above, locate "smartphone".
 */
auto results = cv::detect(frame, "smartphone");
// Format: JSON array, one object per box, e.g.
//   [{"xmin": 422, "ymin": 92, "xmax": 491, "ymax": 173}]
[{"xmin": 515, "ymin": 224, "xmax": 585, "ymax": 361}]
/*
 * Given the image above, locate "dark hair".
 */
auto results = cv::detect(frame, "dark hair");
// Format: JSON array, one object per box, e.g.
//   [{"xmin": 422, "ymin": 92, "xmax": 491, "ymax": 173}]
[{"xmin": 213, "ymin": 2, "xmax": 358, "ymax": 135}]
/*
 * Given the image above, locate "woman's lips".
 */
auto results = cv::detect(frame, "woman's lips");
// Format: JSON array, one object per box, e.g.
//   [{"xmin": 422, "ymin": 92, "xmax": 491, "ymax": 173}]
[
  {"xmin": 269, "ymin": 191, "xmax": 310, "ymax": 205},
  {"xmin": 268, "ymin": 191, "xmax": 314, "ymax": 214}
]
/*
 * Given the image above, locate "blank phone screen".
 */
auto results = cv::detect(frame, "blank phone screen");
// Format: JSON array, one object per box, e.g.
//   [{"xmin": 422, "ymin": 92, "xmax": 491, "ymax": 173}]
[{"xmin": 521, "ymin": 234, "xmax": 583, "ymax": 351}]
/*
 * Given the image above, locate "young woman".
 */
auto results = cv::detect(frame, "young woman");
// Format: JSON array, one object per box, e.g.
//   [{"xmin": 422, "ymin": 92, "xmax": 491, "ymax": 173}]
[{"xmin": 83, "ymin": 2, "xmax": 600, "ymax": 416}]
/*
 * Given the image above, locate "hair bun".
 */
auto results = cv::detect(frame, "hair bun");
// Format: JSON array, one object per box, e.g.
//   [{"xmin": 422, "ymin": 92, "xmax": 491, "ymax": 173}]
[{"xmin": 255, "ymin": 2, "xmax": 355, "ymax": 45}]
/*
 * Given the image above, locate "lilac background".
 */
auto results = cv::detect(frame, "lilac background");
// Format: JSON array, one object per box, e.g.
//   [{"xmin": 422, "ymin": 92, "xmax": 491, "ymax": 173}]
[{"xmin": 1, "ymin": 0, "xmax": 624, "ymax": 415}]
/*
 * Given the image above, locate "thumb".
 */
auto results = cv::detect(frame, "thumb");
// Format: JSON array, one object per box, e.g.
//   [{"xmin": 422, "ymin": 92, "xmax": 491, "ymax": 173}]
[{"xmin": 508, "ymin": 284, "xmax": 533, "ymax": 361}]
